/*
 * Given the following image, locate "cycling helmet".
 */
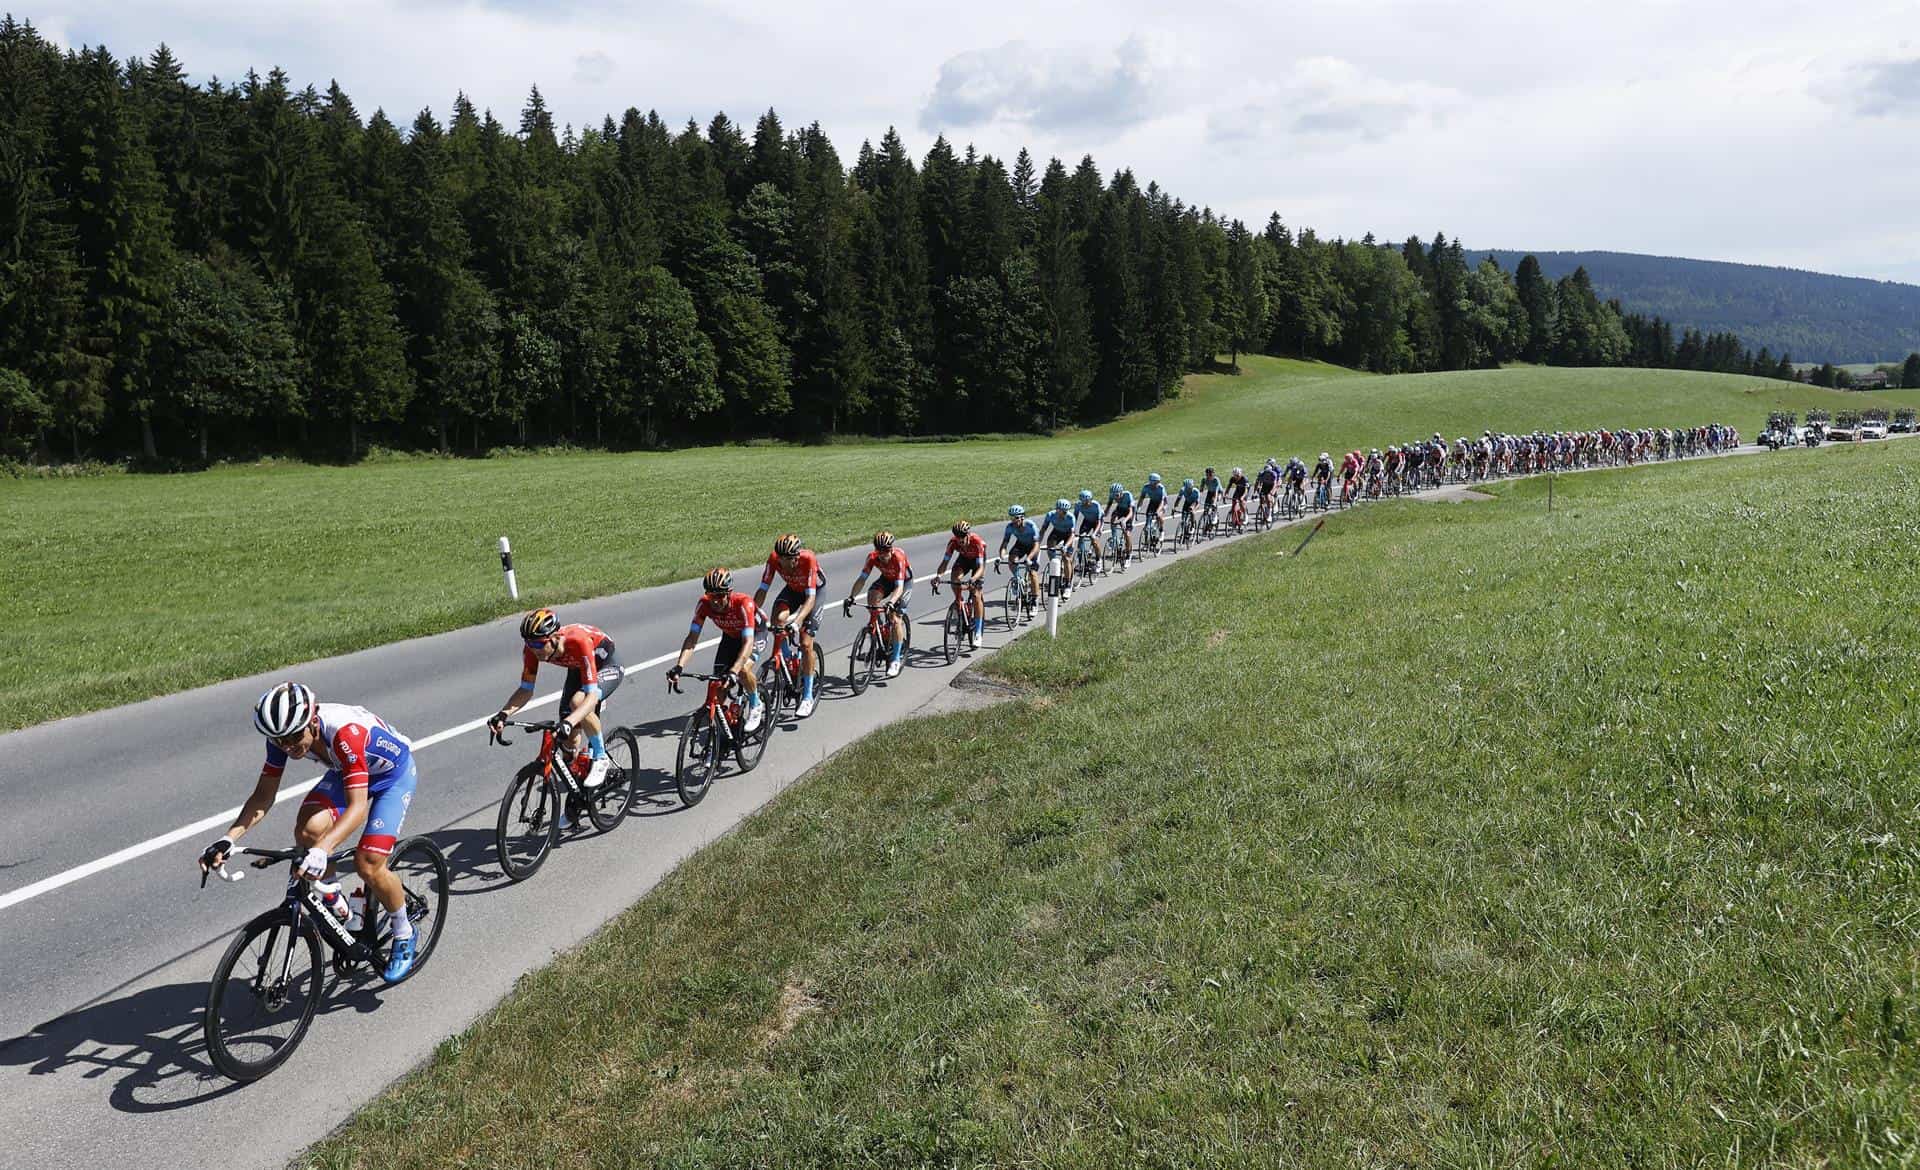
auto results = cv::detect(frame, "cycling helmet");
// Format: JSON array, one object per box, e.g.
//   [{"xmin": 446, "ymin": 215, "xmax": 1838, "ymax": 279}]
[
  {"xmin": 1204, "ymin": 467, "xmax": 1215, "ymax": 476},
  {"xmin": 520, "ymin": 607, "xmax": 559, "ymax": 641},
  {"xmin": 1320, "ymin": 452, "xmax": 1331, "ymax": 461},
  {"xmin": 1109, "ymin": 482, "xmax": 1124, "ymax": 494},
  {"xmin": 872, "ymin": 531, "xmax": 894, "ymax": 551},
  {"xmin": 1055, "ymin": 499, "xmax": 1071, "ymax": 511},
  {"xmin": 1008, "ymin": 504, "xmax": 1026, "ymax": 518},
  {"xmin": 773, "ymin": 533, "xmax": 803, "ymax": 558},
  {"xmin": 253, "ymin": 682, "xmax": 316, "ymax": 739},
  {"xmin": 951, "ymin": 520, "xmax": 971, "ymax": 536},
  {"xmin": 1148, "ymin": 472, "xmax": 1162, "ymax": 483},
  {"xmin": 702, "ymin": 566, "xmax": 732, "ymax": 593},
  {"xmin": 1078, "ymin": 489, "xmax": 1094, "ymax": 502},
  {"xmin": 1232, "ymin": 467, "xmax": 1243, "ymax": 476},
  {"xmin": 1182, "ymin": 478, "xmax": 1194, "ymax": 488},
  {"xmin": 1370, "ymin": 448, "xmax": 1380, "ymax": 456}
]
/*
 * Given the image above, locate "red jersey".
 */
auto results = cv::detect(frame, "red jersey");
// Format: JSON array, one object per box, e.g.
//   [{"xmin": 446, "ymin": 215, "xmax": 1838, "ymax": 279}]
[
  {"xmin": 521, "ymin": 623, "xmax": 610, "ymax": 686},
  {"xmin": 944, "ymin": 532, "xmax": 987, "ymax": 562},
  {"xmin": 760, "ymin": 549, "xmax": 823, "ymax": 594},
  {"xmin": 691, "ymin": 590, "xmax": 759, "ymax": 637},
  {"xmin": 863, "ymin": 547, "xmax": 912, "ymax": 582}
]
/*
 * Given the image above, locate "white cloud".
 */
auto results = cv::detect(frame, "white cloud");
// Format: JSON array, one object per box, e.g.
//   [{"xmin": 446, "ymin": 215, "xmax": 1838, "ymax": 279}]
[{"xmin": 35, "ymin": 0, "xmax": 1920, "ymax": 282}]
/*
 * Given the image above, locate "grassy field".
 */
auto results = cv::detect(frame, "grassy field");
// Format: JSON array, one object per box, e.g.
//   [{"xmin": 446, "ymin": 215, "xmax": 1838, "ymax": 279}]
[
  {"xmin": 308, "ymin": 439, "xmax": 1920, "ymax": 1168},
  {"xmin": 0, "ymin": 359, "xmax": 1886, "ymax": 731}
]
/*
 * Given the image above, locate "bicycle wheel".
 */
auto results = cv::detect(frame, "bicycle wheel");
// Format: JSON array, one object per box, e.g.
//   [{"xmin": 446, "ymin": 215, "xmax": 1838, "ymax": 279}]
[
  {"xmin": 585, "ymin": 727, "xmax": 642, "ymax": 831},
  {"xmin": 736, "ymin": 701, "xmax": 770, "ymax": 773},
  {"xmin": 379, "ymin": 836, "xmax": 450, "ymax": 985},
  {"xmin": 676, "ymin": 708, "xmax": 719, "ymax": 806},
  {"xmin": 204, "ymin": 910, "xmax": 324, "ymax": 1082},
  {"xmin": 760, "ymin": 669, "xmax": 788, "ymax": 733},
  {"xmin": 848, "ymin": 628, "xmax": 877, "ymax": 695},
  {"xmin": 942, "ymin": 606, "xmax": 963, "ymax": 664},
  {"xmin": 999, "ymin": 579, "xmax": 1019, "ymax": 630},
  {"xmin": 494, "ymin": 763, "xmax": 558, "ymax": 882}
]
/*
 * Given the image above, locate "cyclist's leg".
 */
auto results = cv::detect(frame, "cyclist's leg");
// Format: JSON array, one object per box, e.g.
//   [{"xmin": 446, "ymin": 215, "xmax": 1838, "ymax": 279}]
[
  {"xmin": 891, "ymin": 580, "xmax": 912, "ymax": 652},
  {"xmin": 353, "ymin": 759, "xmax": 416, "ymax": 916},
  {"xmin": 294, "ymin": 773, "xmax": 345, "ymax": 867}
]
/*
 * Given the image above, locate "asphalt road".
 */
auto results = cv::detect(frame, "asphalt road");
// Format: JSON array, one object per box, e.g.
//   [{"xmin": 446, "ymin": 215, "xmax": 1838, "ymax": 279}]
[
  {"xmin": 0, "ymin": 441, "xmax": 1799, "ymax": 1168},
  {"xmin": 0, "ymin": 499, "xmax": 1287, "ymax": 1169}
]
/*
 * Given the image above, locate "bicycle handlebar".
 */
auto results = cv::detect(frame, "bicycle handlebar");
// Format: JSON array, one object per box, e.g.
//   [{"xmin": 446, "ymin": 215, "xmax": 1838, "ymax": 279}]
[{"xmin": 487, "ymin": 717, "xmax": 560, "ymax": 748}]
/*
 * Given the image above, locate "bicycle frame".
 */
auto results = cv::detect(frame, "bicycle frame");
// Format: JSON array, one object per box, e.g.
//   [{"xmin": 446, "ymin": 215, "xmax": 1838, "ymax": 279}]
[{"xmin": 215, "ymin": 846, "xmax": 379, "ymax": 964}]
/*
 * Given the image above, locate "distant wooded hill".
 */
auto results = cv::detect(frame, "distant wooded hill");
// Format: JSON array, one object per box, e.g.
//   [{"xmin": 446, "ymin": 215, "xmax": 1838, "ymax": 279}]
[{"xmin": 1469, "ymin": 250, "xmax": 1920, "ymax": 364}]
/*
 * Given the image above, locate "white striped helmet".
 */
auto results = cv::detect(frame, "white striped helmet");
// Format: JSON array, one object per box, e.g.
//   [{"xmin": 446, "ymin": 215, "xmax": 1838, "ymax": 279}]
[{"xmin": 253, "ymin": 682, "xmax": 317, "ymax": 739}]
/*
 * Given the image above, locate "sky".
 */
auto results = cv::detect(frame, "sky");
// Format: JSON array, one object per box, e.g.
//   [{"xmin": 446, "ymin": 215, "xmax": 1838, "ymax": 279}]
[{"xmin": 37, "ymin": 0, "xmax": 1920, "ymax": 283}]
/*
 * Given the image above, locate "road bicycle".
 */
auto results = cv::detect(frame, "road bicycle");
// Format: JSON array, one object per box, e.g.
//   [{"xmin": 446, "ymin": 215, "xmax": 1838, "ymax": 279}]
[
  {"xmin": 995, "ymin": 555, "xmax": 1038, "ymax": 628},
  {"xmin": 1311, "ymin": 478, "xmax": 1331, "ymax": 512},
  {"xmin": 489, "ymin": 713, "xmax": 640, "ymax": 882},
  {"xmin": 759, "ymin": 612, "xmax": 824, "ymax": 721},
  {"xmin": 1175, "ymin": 506, "xmax": 1197, "ymax": 549},
  {"xmin": 1201, "ymin": 500, "xmax": 1219, "ymax": 538},
  {"xmin": 1075, "ymin": 529, "xmax": 1103, "ymax": 579},
  {"xmin": 1140, "ymin": 512, "xmax": 1164, "ymax": 557},
  {"xmin": 1042, "ymin": 540, "xmax": 1071, "ymax": 599},
  {"xmin": 1253, "ymin": 493, "xmax": 1275, "ymax": 530},
  {"xmin": 846, "ymin": 600, "xmax": 912, "ymax": 694},
  {"xmin": 1282, "ymin": 481, "xmax": 1305, "ymax": 518},
  {"xmin": 667, "ymin": 671, "xmax": 770, "ymax": 806},
  {"xmin": 930, "ymin": 576, "xmax": 982, "ymax": 663},
  {"xmin": 1104, "ymin": 519, "xmax": 1130, "ymax": 573},
  {"xmin": 201, "ymin": 838, "xmax": 449, "ymax": 1081}
]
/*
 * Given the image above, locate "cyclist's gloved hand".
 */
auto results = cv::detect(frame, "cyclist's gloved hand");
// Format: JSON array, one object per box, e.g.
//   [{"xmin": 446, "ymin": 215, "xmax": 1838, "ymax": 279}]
[
  {"xmin": 556, "ymin": 719, "xmax": 574, "ymax": 741},
  {"xmin": 199, "ymin": 837, "xmax": 233, "ymax": 873},
  {"xmin": 487, "ymin": 710, "xmax": 508, "ymax": 733},
  {"xmin": 298, "ymin": 846, "xmax": 329, "ymax": 880},
  {"xmin": 842, "ymin": 598, "xmax": 853, "ymax": 617}
]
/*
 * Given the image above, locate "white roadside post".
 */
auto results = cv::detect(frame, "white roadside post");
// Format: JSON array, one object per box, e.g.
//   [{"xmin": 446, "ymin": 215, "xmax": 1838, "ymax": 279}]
[{"xmin": 499, "ymin": 535, "xmax": 519, "ymax": 600}]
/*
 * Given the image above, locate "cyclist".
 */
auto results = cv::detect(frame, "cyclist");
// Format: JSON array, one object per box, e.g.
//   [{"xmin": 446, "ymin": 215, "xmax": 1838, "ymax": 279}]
[
  {"xmin": 843, "ymin": 531, "xmax": 913, "ymax": 678},
  {"xmin": 1340, "ymin": 449, "xmax": 1362, "ymax": 502},
  {"xmin": 1073, "ymin": 489, "xmax": 1104, "ymax": 572},
  {"xmin": 200, "ymin": 683, "xmax": 423, "ymax": 983},
  {"xmin": 1174, "ymin": 477, "xmax": 1201, "ymax": 535},
  {"xmin": 1284, "ymin": 458, "xmax": 1307, "ymax": 507},
  {"xmin": 1199, "ymin": 467, "xmax": 1222, "ymax": 530},
  {"xmin": 1311, "ymin": 452, "xmax": 1333, "ymax": 507},
  {"xmin": 1225, "ymin": 467, "xmax": 1249, "ymax": 528},
  {"xmin": 1038, "ymin": 499, "xmax": 1078, "ymax": 597},
  {"xmin": 752, "ymin": 534, "xmax": 825, "ymax": 719},
  {"xmin": 1106, "ymin": 482, "xmax": 1136, "ymax": 563},
  {"xmin": 932, "ymin": 520, "xmax": 988, "ymax": 640},
  {"xmin": 668, "ymin": 567, "xmax": 767, "ymax": 729},
  {"xmin": 1139, "ymin": 472, "xmax": 1167, "ymax": 550},
  {"xmin": 488, "ymin": 608, "xmax": 620, "ymax": 789},
  {"xmin": 1000, "ymin": 504, "xmax": 1042, "ymax": 610},
  {"xmin": 1253, "ymin": 460, "xmax": 1279, "ymax": 519}
]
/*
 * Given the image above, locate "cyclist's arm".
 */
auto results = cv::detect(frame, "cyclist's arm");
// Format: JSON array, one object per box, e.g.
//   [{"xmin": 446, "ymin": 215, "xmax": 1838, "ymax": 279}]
[
  {"xmin": 671, "ymin": 617, "xmax": 705, "ymax": 672},
  {"xmin": 219, "ymin": 766, "xmax": 285, "ymax": 846},
  {"xmin": 495, "ymin": 650, "xmax": 540, "ymax": 719},
  {"xmin": 846, "ymin": 571, "xmax": 871, "ymax": 604}
]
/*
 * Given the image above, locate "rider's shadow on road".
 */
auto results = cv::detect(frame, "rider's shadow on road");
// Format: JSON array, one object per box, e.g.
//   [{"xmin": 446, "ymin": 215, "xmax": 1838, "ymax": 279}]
[{"xmin": 0, "ymin": 967, "xmax": 386, "ymax": 1114}]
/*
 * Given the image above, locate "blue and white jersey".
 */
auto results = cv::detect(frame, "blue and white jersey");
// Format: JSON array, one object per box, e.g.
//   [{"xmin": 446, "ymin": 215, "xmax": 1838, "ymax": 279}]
[
  {"xmin": 1109, "ymin": 488, "xmax": 1134, "ymax": 511},
  {"xmin": 1041, "ymin": 509, "xmax": 1075, "ymax": 535},
  {"xmin": 1002, "ymin": 518, "xmax": 1040, "ymax": 548},
  {"xmin": 1074, "ymin": 499, "xmax": 1103, "ymax": 525},
  {"xmin": 1139, "ymin": 481, "xmax": 1166, "ymax": 504}
]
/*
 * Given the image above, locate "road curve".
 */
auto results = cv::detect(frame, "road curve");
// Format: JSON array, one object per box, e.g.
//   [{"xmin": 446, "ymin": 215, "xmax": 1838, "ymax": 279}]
[{"xmin": 0, "ymin": 441, "xmax": 1797, "ymax": 1168}]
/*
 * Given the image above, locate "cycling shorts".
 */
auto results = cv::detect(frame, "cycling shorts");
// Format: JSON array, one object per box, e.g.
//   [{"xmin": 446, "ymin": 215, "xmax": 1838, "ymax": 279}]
[
  {"xmin": 772, "ymin": 586, "xmax": 820, "ymax": 635},
  {"xmin": 1009, "ymin": 541, "xmax": 1038, "ymax": 559},
  {"xmin": 1109, "ymin": 507, "xmax": 1133, "ymax": 523},
  {"xmin": 713, "ymin": 633, "xmax": 747, "ymax": 675},
  {"xmin": 298, "ymin": 754, "xmax": 417, "ymax": 858},
  {"xmin": 1144, "ymin": 498, "xmax": 1163, "ymax": 516},
  {"xmin": 1045, "ymin": 527, "xmax": 1073, "ymax": 548},
  {"xmin": 867, "ymin": 577, "xmax": 913, "ymax": 608},
  {"xmin": 950, "ymin": 555, "xmax": 981, "ymax": 576},
  {"xmin": 561, "ymin": 643, "xmax": 623, "ymax": 716},
  {"xmin": 1076, "ymin": 518, "xmax": 1100, "ymax": 535}
]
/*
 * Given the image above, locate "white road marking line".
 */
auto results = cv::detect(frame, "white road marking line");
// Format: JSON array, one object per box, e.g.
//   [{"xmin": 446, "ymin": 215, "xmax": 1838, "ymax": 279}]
[{"xmin": 0, "ymin": 640, "xmax": 721, "ymax": 913}]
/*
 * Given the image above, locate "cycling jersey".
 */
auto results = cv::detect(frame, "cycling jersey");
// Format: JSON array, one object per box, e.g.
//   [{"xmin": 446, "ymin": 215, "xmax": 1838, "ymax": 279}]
[
  {"xmin": 690, "ymin": 591, "xmax": 760, "ymax": 637},
  {"xmin": 1108, "ymin": 490, "xmax": 1134, "ymax": 515},
  {"xmin": 1174, "ymin": 486, "xmax": 1200, "ymax": 508},
  {"xmin": 264, "ymin": 702, "xmax": 412, "ymax": 792},
  {"xmin": 1285, "ymin": 467, "xmax": 1305, "ymax": 485},
  {"xmin": 1312, "ymin": 462, "xmax": 1332, "ymax": 482},
  {"xmin": 1041, "ymin": 510, "xmax": 1075, "ymax": 535},
  {"xmin": 1139, "ymin": 482, "xmax": 1166, "ymax": 505},
  {"xmin": 862, "ymin": 547, "xmax": 912, "ymax": 583},
  {"xmin": 759, "ymin": 549, "xmax": 824, "ymax": 596},
  {"xmin": 1002, "ymin": 518, "xmax": 1040, "ymax": 549},
  {"xmin": 521, "ymin": 624, "xmax": 611, "ymax": 692},
  {"xmin": 1226, "ymin": 475, "xmax": 1248, "ymax": 499},
  {"xmin": 1074, "ymin": 500, "xmax": 1103, "ymax": 527},
  {"xmin": 1201, "ymin": 476, "xmax": 1221, "ymax": 500},
  {"xmin": 1255, "ymin": 469, "xmax": 1277, "ymax": 492},
  {"xmin": 943, "ymin": 532, "xmax": 988, "ymax": 565}
]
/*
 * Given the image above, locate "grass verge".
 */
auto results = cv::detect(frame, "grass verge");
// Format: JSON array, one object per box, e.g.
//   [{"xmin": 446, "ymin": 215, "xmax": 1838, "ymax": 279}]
[
  {"xmin": 305, "ymin": 438, "xmax": 1920, "ymax": 1167},
  {"xmin": 0, "ymin": 359, "xmax": 1883, "ymax": 730}
]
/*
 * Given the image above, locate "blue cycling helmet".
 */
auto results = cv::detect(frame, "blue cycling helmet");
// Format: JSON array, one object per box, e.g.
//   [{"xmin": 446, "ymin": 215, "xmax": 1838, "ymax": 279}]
[
  {"xmin": 1079, "ymin": 489, "xmax": 1093, "ymax": 503},
  {"xmin": 1008, "ymin": 504, "xmax": 1025, "ymax": 518},
  {"xmin": 1055, "ymin": 499, "xmax": 1071, "ymax": 511},
  {"xmin": 1148, "ymin": 472, "xmax": 1162, "ymax": 483},
  {"xmin": 1109, "ymin": 482, "xmax": 1124, "ymax": 494},
  {"xmin": 1182, "ymin": 477, "xmax": 1194, "ymax": 488}
]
